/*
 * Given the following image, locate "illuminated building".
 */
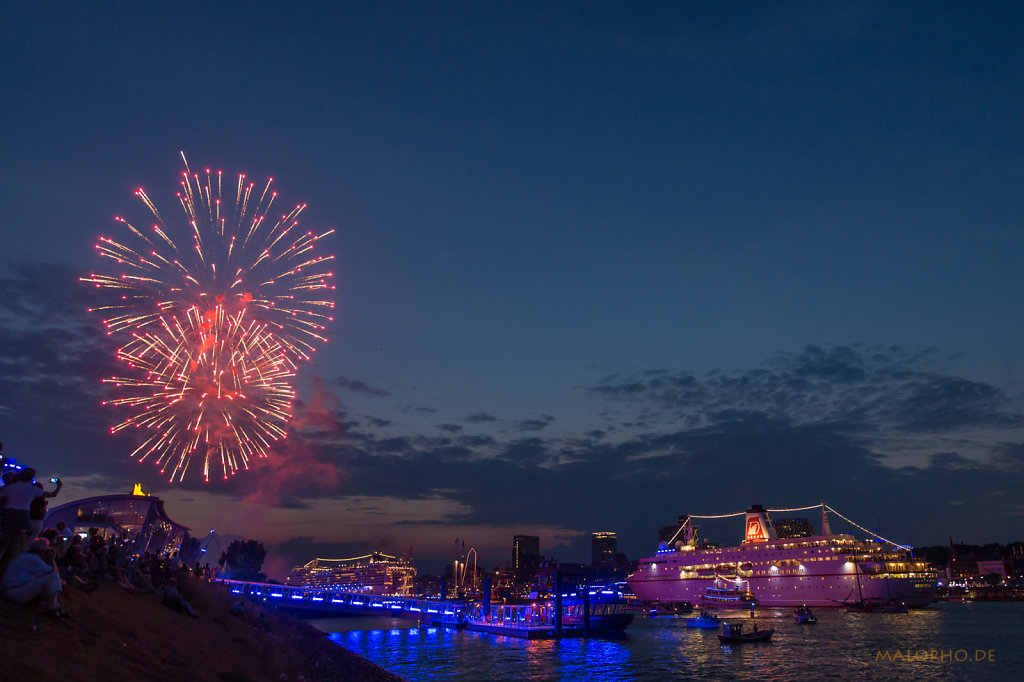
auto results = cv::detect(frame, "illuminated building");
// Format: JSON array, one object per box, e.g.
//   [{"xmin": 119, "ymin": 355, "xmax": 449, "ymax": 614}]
[
  {"xmin": 592, "ymin": 532, "xmax": 618, "ymax": 567},
  {"xmin": 774, "ymin": 517, "xmax": 814, "ymax": 539},
  {"xmin": 44, "ymin": 490, "xmax": 189, "ymax": 555},
  {"xmin": 513, "ymin": 535, "xmax": 540, "ymax": 577},
  {"xmin": 285, "ymin": 552, "xmax": 416, "ymax": 595}
]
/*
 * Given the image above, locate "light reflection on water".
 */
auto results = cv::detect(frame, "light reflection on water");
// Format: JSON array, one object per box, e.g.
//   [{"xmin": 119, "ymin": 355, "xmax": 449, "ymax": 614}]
[{"xmin": 314, "ymin": 603, "xmax": 1022, "ymax": 681}]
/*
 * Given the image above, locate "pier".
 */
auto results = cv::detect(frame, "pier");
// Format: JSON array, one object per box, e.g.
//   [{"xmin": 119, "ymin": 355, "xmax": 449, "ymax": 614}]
[{"xmin": 220, "ymin": 580, "xmax": 631, "ymax": 639}]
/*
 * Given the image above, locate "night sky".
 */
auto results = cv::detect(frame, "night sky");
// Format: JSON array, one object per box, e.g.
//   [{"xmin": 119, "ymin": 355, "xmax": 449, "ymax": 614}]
[{"xmin": 2, "ymin": 2, "xmax": 1023, "ymax": 577}]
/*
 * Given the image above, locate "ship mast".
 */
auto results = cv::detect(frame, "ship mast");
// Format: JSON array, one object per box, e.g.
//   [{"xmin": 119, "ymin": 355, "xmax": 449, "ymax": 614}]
[
  {"xmin": 854, "ymin": 560, "xmax": 863, "ymax": 604},
  {"xmin": 667, "ymin": 515, "xmax": 698, "ymax": 548}
]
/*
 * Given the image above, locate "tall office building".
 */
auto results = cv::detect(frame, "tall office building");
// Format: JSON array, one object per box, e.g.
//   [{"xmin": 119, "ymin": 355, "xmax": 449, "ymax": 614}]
[
  {"xmin": 591, "ymin": 531, "xmax": 617, "ymax": 567},
  {"xmin": 513, "ymin": 535, "xmax": 540, "ymax": 577},
  {"xmin": 775, "ymin": 517, "xmax": 814, "ymax": 539}
]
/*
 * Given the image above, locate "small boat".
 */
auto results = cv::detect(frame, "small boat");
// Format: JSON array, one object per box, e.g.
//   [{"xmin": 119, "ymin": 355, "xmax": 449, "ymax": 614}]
[
  {"xmin": 685, "ymin": 610, "xmax": 720, "ymax": 629},
  {"xmin": 718, "ymin": 621, "xmax": 774, "ymax": 644},
  {"xmin": 793, "ymin": 605, "xmax": 817, "ymax": 624},
  {"xmin": 843, "ymin": 599, "xmax": 908, "ymax": 614},
  {"xmin": 648, "ymin": 601, "xmax": 693, "ymax": 616}
]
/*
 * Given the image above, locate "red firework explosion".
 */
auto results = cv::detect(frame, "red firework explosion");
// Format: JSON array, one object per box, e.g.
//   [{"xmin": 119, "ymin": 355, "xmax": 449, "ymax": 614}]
[{"xmin": 83, "ymin": 153, "xmax": 335, "ymax": 482}]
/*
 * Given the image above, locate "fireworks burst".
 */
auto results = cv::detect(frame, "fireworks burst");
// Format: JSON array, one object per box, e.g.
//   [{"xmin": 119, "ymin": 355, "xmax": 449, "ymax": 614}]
[{"xmin": 83, "ymin": 153, "xmax": 335, "ymax": 482}]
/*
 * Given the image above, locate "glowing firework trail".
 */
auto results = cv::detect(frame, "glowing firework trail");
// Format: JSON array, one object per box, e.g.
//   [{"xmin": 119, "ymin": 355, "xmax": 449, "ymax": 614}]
[
  {"xmin": 84, "ymin": 154, "xmax": 335, "ymax": 482},
  {"xmin": 84, "ymin": 152, "xmax": 335, "ymax": 362},
  {"xmin": 107, "ymin": 308, "xmax": 295, "ymax": 482}
]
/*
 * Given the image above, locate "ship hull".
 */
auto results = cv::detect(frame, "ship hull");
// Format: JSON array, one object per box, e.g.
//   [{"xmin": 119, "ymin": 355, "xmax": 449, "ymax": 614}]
[{"xmin": 628, "ymin": 573, "xmax": 934, "ymax": 608}]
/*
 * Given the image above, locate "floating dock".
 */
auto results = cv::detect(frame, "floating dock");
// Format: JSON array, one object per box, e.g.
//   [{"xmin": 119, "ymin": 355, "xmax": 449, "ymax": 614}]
[{"xmin": 221, "ymin": 580, "xmax": 630, "ymax": 640}]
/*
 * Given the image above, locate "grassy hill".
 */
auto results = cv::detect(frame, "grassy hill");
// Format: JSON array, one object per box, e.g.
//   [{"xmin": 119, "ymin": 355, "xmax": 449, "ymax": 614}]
[{"xmin": 0, "ymin": 570, "xmax": 403, "ymax": 682}]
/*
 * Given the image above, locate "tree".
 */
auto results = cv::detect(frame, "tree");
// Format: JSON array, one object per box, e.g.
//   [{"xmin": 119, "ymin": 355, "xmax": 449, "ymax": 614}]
[
  {"xmin": 178, "ymin": 533, "xmax": 203, "ymax": 567},
  {"xmin": 220, "ymin": 539, "xmax": 268, "ymax": 582}
]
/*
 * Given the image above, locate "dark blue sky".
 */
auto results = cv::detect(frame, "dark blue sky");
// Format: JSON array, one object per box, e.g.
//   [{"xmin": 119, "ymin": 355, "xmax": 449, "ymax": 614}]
[{"xmin": 2, "ymin": 2, "xmax": 1022, "ymax": 575}]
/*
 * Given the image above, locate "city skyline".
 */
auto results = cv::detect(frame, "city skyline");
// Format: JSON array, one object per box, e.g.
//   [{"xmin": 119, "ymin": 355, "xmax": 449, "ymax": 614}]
[{"xmin": 3, "ymin": 3, "xmax": 1024, "ymax": 577}]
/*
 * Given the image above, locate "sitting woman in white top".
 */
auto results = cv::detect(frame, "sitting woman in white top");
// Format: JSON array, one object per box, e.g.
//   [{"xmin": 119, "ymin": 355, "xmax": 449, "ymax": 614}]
[{"xmin": 1, "ymin": 537, "xmax": 69, "ymax": 619}]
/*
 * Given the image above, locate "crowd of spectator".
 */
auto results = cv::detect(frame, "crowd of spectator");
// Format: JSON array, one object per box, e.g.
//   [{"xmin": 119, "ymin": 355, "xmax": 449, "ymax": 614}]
[
  {"xmin": 0, "ymin": 456, "xmax": 216, "ymax": 620},
  {"xmin": 0, "ymin": 462, "xmax": 69, "ymax": 618}
]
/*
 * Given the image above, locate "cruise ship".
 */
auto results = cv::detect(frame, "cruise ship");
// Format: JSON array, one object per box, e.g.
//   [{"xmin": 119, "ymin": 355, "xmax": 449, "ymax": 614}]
[
  {"xmin": 285, "ymin": 552, "xmax": 416, "ymax": 596},
  {"xmin": 627, "ymin": 504, "xmax": 936, "ymax": 608}
]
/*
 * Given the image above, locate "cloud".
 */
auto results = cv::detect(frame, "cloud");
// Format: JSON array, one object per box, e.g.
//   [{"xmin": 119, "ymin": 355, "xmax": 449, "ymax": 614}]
[
  {"xmin": 0, "ymin": 261, "xmax": 132, "ymax": 481},
  {"xmin": 588, "ymin": 344, "xmax": 1024, "ymax": 440},
  {"xmin": 929, "ymin": 452, "xmax": 976, "ymax": 468},
  {"xmin": 236, "ymin": 377, "xmax": 347, "ymax": 506},
  {"xmin": 335, "ymin": 377, "xmax": 390, "ymax": 397},
  {"xmin": 514, "ymin": 416, "xmax": 555, "ymax": 432},
  {"xmin": 463, "ymin": 412, "xmax": 498, "ymax": 423},
  {"xmin": 457, "ymin": 435, "xmax": 496, "ymax": 448}
]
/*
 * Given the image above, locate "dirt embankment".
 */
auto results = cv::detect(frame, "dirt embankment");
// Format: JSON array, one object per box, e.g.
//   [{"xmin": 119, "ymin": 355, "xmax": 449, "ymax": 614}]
[{"xmin": 0, "ymin": 571, "xmax": 403, "ymax": 682}]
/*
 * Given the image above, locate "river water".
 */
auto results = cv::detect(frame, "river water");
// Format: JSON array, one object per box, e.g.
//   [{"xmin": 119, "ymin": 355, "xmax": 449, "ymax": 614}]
[{"xmin": 311, "ymin": 602, "xmax": 1022, "ymax": 680}]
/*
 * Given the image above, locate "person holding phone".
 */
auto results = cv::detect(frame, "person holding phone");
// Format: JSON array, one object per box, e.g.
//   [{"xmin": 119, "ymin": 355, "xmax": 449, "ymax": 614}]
[
  {"xmin": 0, "ymin": 468, "xmax": 61, "ymax": 543},
  {"xmin": 28, "ymin": 475, "xmax": 62, "ymax": 540}
]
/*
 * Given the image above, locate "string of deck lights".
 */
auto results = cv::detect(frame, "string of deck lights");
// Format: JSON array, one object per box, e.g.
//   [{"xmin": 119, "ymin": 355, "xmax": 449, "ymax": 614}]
[
  {"xmin": 824, "ymin": 504, "xmax": 912, "ymax": 551},
  {"xmin": 766, "ymin": 504, "xmax": 826, "ymax": 513},
  {"xmin": 688, "ymin": 503, "xmax": 825, "ymax": 520},
  {"xmin": 685, "ymin": 502, "xmax": 913, "ymax": 550},
  {"xmin": 688, "ymin": 511, "xmax": 746, "ymax": 519}
]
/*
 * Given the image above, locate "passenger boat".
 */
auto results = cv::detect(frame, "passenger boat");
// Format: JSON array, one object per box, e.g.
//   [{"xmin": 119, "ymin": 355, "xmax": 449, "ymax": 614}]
[
  {"xmin": 793, "ymin": 605, "xmax": 817, "ymax": 623},
  {"xmin": 465, "ymin": 587, "xmax": 634, "ymax": 636},
  {"xmin": 285, "ymin": 552, "xmax": 416, "ymax": 596},
  {"xmin": 699, "ymin": 581, "xmax": 758, "ymax": 609},
  {"xmin": 717, "ymin": 621, "xmax": 774, "ymax": 644},
  {"xmin": 579, "ymin": 596, "xmax": 636, "ymax": 633},
  {"xmin": 628, "ymin": 502, "xmax": 936, "ymax": 608},
  {"xmin": 685, "ymin": 610, "xmax": 720, "ymax": 629}
]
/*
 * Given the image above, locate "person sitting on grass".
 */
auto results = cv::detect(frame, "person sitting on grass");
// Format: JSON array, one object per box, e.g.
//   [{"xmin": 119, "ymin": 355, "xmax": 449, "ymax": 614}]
[
  {"xmin": 253, "ymin": 610, "xmax": 269, "ymax": 631},
  {"xmin": 126, "ymin": 556, "xmax": 154, "ymax": 592},
  {"xmin": 58, "ymin": 534, "xmax": 91, "ymax": 577},
  {"xmin": 160, "ymin": 577, "xmax": 198, "ymax": 618},
  {"xmin": 56, "ymin": 534, "xmax": 100, "ymax": 592},
  {"xmin": 0, "ymin": 537, "xmax": 69, "ymax": 619}
]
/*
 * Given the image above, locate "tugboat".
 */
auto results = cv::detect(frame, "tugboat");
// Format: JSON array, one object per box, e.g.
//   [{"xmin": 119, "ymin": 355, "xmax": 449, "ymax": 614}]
[
  {"xmin": 717, "ymin": 621, "xmax": 774, "ymax": 644},
  {"xmin": 793, "ymin": 605, "xmax": 817, "ymax": 624},
  {"xmin": 685, "ymin": 610, "xmax": 720, "ymax": 629}
]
